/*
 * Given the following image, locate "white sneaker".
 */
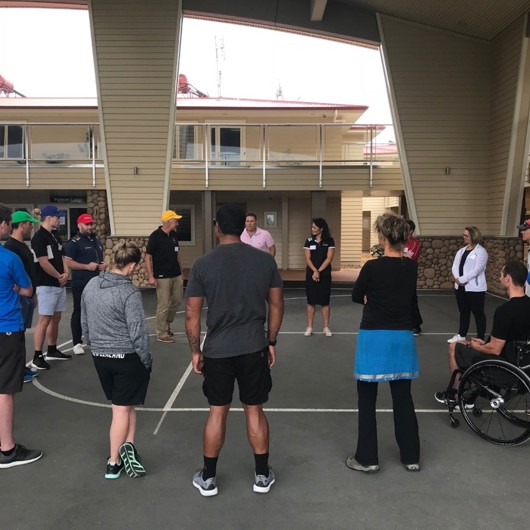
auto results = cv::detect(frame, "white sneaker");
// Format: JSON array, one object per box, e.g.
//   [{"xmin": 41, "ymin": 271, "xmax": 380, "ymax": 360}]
[
  {"xmin": 73, "ymin": 343, "xmax": 85, "ymax": 355},
  {"xmin": 323, "ymin": 327, "xmax": 333, "ymax": 337},
  {"xmin": 447, "ymin": 334, "xmax": 466, "ymax": 344},
  {"xmin": 304, "ymin": 327, "xmax": 313, "ymax": 336}
]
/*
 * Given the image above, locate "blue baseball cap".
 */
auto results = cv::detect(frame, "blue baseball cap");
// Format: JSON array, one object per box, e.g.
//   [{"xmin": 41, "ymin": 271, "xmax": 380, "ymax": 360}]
[{"xmin": 40, "ymin": 205, "xmax": 65, "ymax": 218}]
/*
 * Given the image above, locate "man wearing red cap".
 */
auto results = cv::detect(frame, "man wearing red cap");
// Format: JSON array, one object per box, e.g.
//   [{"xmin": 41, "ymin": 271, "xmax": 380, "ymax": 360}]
[
  {"xmin": 65, "ymin": 213, "xmax": 106, "ymax": 355},
  {"xmin": 145, "ymin": 210, "xmax": 184, "ymax": 343}
]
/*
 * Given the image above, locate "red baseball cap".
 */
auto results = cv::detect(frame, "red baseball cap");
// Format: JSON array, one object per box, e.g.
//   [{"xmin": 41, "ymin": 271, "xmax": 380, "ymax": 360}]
[{"xmin": 77, "ymin": 213, "xmax": 95, "ymax": 225}]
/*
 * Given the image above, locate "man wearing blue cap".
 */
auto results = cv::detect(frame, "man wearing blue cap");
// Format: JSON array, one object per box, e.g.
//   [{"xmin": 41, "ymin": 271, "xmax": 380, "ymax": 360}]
[{"xmin": 30, "ymin": 205, "xmax": 70, "ymax": 370}]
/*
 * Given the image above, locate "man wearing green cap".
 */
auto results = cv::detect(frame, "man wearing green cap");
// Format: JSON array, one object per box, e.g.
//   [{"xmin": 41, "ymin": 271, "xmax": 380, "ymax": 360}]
[{"xmin": 4, "ymin": 211, "xmax": 40, "ymax": 383}]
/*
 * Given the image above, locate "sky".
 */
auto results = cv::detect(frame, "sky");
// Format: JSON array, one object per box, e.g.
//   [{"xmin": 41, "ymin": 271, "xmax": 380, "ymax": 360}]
[{"xmin": 0, "ymin": 8, "xmax": 392, "ymax": 124}]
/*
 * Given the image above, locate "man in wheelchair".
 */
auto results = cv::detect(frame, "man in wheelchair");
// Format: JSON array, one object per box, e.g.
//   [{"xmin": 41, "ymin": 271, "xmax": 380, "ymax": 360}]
[{"xmin": 435, "ymin": 260, "xmax": 530, "ymax": 407}]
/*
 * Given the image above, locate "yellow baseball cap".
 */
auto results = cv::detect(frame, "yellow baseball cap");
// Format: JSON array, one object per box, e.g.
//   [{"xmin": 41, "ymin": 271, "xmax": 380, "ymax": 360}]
[{"xmin": 161, "ymin": 210, "xmax": 182, "ymax": 222}]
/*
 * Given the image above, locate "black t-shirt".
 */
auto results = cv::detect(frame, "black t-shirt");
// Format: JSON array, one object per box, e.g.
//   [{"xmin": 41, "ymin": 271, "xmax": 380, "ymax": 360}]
[
  {"xmin": 3, "ymin": 237, "xmax": 37, "ymax": 289},
  {"xmin": 491, "ymin": 296, "xmax": 530, "ymax": 345},
  {"xmin": 352, "ymin": 256, "xmax": 418, "ymax": 330},
  {"xmin": 146, "ymin": 227, "xmax": 181, "ymax": 278},
  {"xmin": 185, "ymin": 242, "xmax": 283, "ymax": 358},
  {"xmin": 303, "ymin": 236, "xmax": 335, "ymax": 276},
  {"xmin": 65, "ymin": 232, "xmax": 104, "ymax": 286},
  {"xmin": 31, "ymin": 227, "xmax": 65, "ymax": 287}
]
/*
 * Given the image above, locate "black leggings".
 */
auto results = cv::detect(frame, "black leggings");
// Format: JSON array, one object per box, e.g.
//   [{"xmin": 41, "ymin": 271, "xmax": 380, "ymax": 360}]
[
  {"xmin": 355, "ymin": 379, "xmax": 420, "ymax": 466},
  {"xmin": 455, "ymin": 287, "xmax": 486, "ymax": 339}
]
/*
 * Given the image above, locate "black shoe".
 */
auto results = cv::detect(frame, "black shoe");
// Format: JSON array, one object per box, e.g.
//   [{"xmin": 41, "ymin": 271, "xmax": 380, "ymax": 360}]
[
  {"xmin": 31, "ymin": 355, "xmax": 50, "ymax": 371},
  {"xmin": 0, "ymin": 444, "xmax": 43, "ymax": 468},
  {"xmin": 119, "ymin": 442, "xmax": 146, "ymax": 478},
  {"xmin": 105, "ymin": 459, "xmax": 124, "ymax": 480},
  {"xmin": 434, "ymin": 390, "xmax": 456, "ymax": 405},
  {"xmin": 412, "ymin": 328, "xmax": 421, "ymax": 336},
  {"xmin": 45, "ymin": 350, "xmax": 72, "ymax": 361}
]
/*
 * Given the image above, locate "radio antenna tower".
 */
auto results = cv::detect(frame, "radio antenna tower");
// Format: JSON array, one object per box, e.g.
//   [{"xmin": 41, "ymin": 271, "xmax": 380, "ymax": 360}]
[{"xmin": 214, "ymin": 36, "xmax": 225, "ymax": 98}]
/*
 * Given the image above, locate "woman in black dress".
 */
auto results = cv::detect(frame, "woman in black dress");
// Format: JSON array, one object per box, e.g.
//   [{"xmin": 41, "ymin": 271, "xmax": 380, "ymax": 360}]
[{"xmin": 303, "ymin": 218, "xmax": 335, "ymax": 336}]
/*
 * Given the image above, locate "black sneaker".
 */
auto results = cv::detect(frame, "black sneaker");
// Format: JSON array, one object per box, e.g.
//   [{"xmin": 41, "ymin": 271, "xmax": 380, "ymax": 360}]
[
  {"xmin": 31, "ymin": 355, "xmax": 50, "ymax": 371},
  {"xmin": 434, "ymin": 390, "xmax": 456, "ymax": 405},
  {"xmin": 105, "ymin": 459, "xmax": 124, "ymax": 480},
  {"xmin": 45, "ymin": 350, "xmax": 72, "ymax": 361},
  {"xmin": 119, "ymin": 442, "xmax": 146, "ymax": 478},
  {"xmin": 412, "ymin": 328, "xmax": 421, "ymax": 336},
  {"xmin": 0, "ymin": 444, "xmax": 43, "ymax": 468}
]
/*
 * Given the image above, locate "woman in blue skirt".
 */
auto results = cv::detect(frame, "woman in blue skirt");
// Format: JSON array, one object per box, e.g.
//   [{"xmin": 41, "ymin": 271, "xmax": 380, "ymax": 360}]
[{"xmin": 347, "ymin": 212, "xmax": 420, "ymax": 473}]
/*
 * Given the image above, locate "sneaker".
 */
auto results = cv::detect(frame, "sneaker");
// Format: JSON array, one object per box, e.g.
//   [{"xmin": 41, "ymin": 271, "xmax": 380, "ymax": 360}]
[
  {"xmin": 412, "ymin": 328, "xmax": 421, "ymax": 337},
  {"xmin": 192, "ymin": 469, "xmax": 218, "ymax": 497},
  {"xmin": 253, "ymin": 467, "xmax": 276, "ymax": 493},
  {"xmin": 31, "ymin": 355, "xmax": 50, "ymax": 371},
  {"xmin": 45, "ymin": 350, "xmax": 72, "ymax": 361},
  {"xmin": 404, "ymin": 463, "xmax": 421, "ymax": 472},
  {"xmin": 73, "ymin": 343, "xmax": 85, "ymax": 355},
  {"xmin": 157, "ymin": 333, "xmax": 175, "ymax": 343},
  {"xmin": 323, "ymin": 327, "xmax": 333, "ymax": 337},
  {"xmin": 304, "ymin": 327, "xmax": 313, "ymax": 337},
  {"xmin": 447, "ymin": 334, "xmax": 466, "ymax": 344},
  {"xmin": 118, "ymin": 442, "xmax": 146, "ymax": 478},
  {"xmin": 166, "ymin": 329, "xmax": 174, "ymax": 337},
  {"xmin": 434, "ymin": 391, "xmax": 473, "ymax": 410},
  {"xmin": 0, "ymin": 444, "xmax": 43, "ymax": 468},
  {"xmin": 345, "ymin": 456, "xmax": 379, "ymax": 473},
  {"xmin": 105, "ymin": 459, "xmax": 124, "ymax": 480},
  {"xmin": 23, "ymin": 367, "xmax": 39, "ymax": 383}
]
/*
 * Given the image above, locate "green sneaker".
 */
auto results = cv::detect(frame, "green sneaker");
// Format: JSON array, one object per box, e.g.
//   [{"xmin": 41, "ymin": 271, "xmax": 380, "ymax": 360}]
[
  {"xmin": 105, "ymin": 459, "xmax": 124, "ymax": 480},
  {"xmin": 118, "ymin": 442, "xmax": 146, "ymax": 478}
]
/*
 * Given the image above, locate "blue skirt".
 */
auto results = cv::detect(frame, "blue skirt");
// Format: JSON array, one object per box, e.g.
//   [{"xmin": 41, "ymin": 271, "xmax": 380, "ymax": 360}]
[{"xmin": 354, "ymin": 329, "xmax": 419, "ymax": 382}]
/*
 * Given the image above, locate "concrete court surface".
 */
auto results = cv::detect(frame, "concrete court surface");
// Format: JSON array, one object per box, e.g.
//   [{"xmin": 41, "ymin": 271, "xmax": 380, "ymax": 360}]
[{"xmin": 2, "ymin": 286, "xmax": 529, "ymax": 530}]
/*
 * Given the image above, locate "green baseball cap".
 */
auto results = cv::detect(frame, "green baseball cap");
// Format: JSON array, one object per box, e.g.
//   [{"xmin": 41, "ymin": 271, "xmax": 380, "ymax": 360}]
[{"xmin": 11, "ymin": 210, "xmax": 39, "ymax": 224}]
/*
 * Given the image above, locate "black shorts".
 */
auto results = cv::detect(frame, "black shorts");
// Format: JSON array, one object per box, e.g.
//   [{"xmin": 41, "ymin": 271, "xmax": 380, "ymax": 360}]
[
  {"xmin": 0, "ymin": 331, "xmax": 25, "ymax": 394},
  {"xmin": 202, "ymin": 348, "xmax": 272, "ymax": 406},
  {"xmin": 93, "ymin": 354, "xmax": 150, "ymax": 406},
  {"xmin": 455, "ymin": 343, "xmax": 497, "ymax": 370}
]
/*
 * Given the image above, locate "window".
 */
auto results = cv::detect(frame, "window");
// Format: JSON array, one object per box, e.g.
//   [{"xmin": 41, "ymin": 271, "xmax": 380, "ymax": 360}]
[
  {"xmin": 175, "ymin": 124, "xmax": 199, "ymax": 160},
  {"xmin": 0, "ymin": 125, "xmax": 24, "ymax": 159},
  {"xmin": 170, "ymin": 204, "xmax": 195, "ymax": 244},
  {"xmin": 210, "ymin": 126, "xmax": 242, "ymax": 165}
]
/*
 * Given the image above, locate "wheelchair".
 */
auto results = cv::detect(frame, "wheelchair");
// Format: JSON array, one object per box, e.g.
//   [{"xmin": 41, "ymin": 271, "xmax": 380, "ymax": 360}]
[{"xmin": 443, "ymin": 339, "xmax": 530, "ymax": 446}]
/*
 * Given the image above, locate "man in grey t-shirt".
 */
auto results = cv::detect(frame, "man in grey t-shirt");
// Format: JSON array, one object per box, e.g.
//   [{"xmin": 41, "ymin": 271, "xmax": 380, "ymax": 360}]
[{"xmin": 185, "ymin": 203, "xmax": 283, "ymax": 497}]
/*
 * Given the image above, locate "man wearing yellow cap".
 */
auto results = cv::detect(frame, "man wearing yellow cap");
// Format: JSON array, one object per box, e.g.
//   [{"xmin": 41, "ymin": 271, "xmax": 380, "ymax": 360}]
[{"xmin": 145, "ymin": 210, "xmax": 184, "ymax": 343}]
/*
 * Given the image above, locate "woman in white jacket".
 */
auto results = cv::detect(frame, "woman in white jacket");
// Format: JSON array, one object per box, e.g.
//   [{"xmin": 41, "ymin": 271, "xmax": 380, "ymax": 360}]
[{"xmin": 447, "ymin": 226, "xmax": 488, "ymax": 343}]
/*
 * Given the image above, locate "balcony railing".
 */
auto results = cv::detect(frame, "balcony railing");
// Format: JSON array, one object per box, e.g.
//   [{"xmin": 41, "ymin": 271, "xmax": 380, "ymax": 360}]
[{"xmin": 1, "ymin": 122, "xmax": 399, "ymax": 188}]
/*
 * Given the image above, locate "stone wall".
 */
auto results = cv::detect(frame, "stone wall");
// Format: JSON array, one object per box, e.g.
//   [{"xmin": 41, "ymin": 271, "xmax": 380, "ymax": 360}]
[{"xmin": 417, "ymin": 236, "xmax": 523, "ymax": 295}]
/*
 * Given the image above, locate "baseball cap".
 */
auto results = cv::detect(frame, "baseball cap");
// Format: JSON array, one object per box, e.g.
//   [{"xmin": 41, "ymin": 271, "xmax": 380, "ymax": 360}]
[
  {"xmin": 40, "ymin": 205, "xmax": 65, "ymax": 218},
  {"xmin": 516, "ymin": 220, "xmax": 530, "ymax": 231},
  {"xmin": 11, "ymin": 210, "xmax": 39, "ymax": 224},
  {"xmin": 77, "ymin": 213, "xmax": 95, "ymax": 225},
  {"xmin": 161, "ymin": 210, "xmax": 182, "ymax": 222}
]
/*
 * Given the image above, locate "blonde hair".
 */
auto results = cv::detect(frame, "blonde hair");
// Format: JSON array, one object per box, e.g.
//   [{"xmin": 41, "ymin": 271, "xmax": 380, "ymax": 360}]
[
  {"xmin": 464, "ymin": 226, "xmax": 483, "ymax": 245},
  {"xmin": 111, "ymin": 242, "xmax": 141, "ymax": 269},
  {"xmin": 374, "ymin": 212, "xmax": 410, "ymax": 251}
]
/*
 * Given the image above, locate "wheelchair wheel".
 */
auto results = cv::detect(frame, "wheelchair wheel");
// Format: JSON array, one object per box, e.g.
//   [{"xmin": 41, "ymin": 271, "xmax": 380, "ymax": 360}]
[{"xmin": 457, "ymin": 360, "xmax": 530, "ymax": 446}]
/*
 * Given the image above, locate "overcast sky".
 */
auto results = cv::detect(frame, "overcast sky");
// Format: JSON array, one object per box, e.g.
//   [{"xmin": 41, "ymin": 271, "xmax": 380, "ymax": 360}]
[{"xmin": 0, "ymin": 8, "xmax": 392, "ymax": 123}]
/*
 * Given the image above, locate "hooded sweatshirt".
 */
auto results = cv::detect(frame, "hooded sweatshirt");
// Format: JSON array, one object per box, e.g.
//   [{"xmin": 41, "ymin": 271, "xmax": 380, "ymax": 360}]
[{"xmin": 81, "ymin": 270, "xmax": 152, "ymax": 369}]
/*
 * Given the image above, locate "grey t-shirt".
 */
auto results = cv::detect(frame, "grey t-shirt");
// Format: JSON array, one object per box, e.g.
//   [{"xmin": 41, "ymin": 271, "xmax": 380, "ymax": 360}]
[{"xmin": 185, "ymin": 242, "xmax": 282, "ymax": 358}]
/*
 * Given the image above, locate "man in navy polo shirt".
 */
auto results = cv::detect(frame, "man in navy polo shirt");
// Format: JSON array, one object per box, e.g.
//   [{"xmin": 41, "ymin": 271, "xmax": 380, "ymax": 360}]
[
  {"xmin": 0, "ymin": 203, "xmax": 43, "ymax": 468},
  {"xmin": 145, "ymin": 210, "xmax": 184, "ymax": 343},
  {"xmin": 65, "ymin": 212, "xmax": 106, "ymax": 355}
]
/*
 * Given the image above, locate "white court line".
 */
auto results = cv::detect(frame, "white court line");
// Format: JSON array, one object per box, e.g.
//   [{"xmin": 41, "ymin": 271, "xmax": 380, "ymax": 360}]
[{"xmin": 153, "ymin": 362, "xmax": 194, "ymax": 435}]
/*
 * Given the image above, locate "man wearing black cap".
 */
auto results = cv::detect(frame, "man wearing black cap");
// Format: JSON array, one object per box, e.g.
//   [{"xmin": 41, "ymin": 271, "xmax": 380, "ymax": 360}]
[
  {"xmin": 65, "ymin": 213, "xmax": 106, "ymax": 355},
  {"xmin": 30, "ymin": 205, "xmax": 70, "ymax": 370},
  {"xmin": 185, "ymin": 203, "xmax": 284, "ymax": 497},
  {"xmin": 517, "ymin": 219, "xmax": 530, "ymax": 297}
]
